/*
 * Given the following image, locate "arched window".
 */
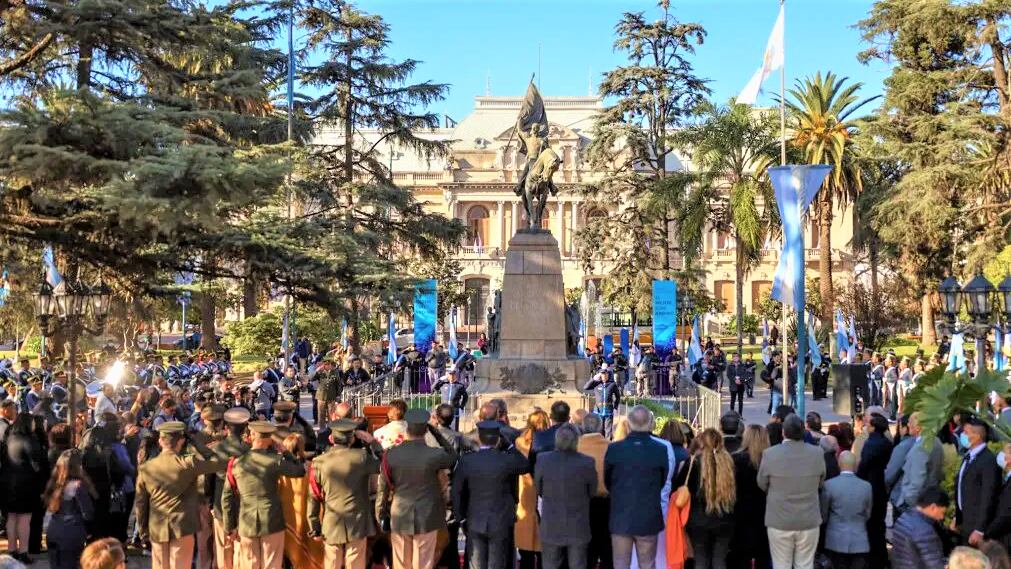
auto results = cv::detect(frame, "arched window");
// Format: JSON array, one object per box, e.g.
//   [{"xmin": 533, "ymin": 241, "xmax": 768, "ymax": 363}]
[
  {"xmin": 586, "ymin": 208, "xmax": 608, "ymax": 223},
  {"xmin": 466, "ymin": 205, "xmax": 490, "ymax": 248},
  {"xmin": 464, "ymin": 278, "xmax": 491, "ymax": 326}
]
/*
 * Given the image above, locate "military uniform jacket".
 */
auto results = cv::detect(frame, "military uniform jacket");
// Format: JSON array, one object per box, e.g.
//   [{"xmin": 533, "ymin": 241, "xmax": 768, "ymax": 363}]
[
  {"xmin": 307, "ymin": 444, "xmax": 381, "ymax": 545},
  {"xmin": 377, "ymin": 438, "xmax": 458, "ymax": 535},
  {"xmin": 222, "ymin": 448, "xmax": 306, "ymax": 538},
  {"xmin": 316, "ymin": 370, "xmax": 342, "ymax": 403},
  {"xmin": 135, "ymin": 450, "xmax": 226, "ymax": 543},
  {"xmin": 211, "ymin": 436, "xmax": 251, "ymax": 518},
  {"xmin": 582, "ymin": 377, "xmax": 620, "ymax": 416}
]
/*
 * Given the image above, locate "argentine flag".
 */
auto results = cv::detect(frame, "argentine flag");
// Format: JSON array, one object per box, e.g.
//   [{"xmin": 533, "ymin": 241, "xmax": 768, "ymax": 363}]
[
  {"xmin": 448, "ymin": 308, "xmax": 459, "ymax": 360},
  {"xmin": 386, "ymin": 312, "xmax": 398, "ymax": 366},
  {"xmin": 761, "ymin": 319, "xmax": 771, "ymax": 365},
  {"xmin": 947, "ymin": 333, "xmax": 965, "ymax": 372},
  {"xmin": 687, "ymin": 316, "xmax": 704, "ymax": 367}
]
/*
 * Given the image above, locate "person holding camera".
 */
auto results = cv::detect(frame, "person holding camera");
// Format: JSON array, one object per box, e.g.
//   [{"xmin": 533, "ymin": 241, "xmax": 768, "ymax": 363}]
[{"xmin": 376, "ymin": 408, "xmax": 459, "ymax": 569}]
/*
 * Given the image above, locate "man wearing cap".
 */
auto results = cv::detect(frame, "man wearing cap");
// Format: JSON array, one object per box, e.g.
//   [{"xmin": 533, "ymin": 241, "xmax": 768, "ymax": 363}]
[
  {"xmin": 272, "ymin": 400, "xmax": 317, "ymax": 452},
  {"xmin": 378, "ymin": 408, "xmax": 460, "ymax": 569},
  {"xmin": 212, "ymin": 408, "xmax": 252, "ymax": 569},
  {"xmin": 24, "ymin": 377, "xmax": 45, "ymax": 413},
  {"xmin": 188, "ymin": 404, "xmax": 225, "ymax": 569},
  {"xmin": 583, "ymin": 365, "xmax": 621, "ymax": 439},
  {"xmin": 222, "ymin": 421, "xmax": 306, "ymax": 569},
  {"xmin": 452, "ymin": 421, "xmax": 529, "ymax": 569},
  {"xmin": 307, "ymin": 419, "xmax": 384, "ymax": 569},
  {"xmin": 135, "ymin": 421, "xmax": 227, "ymax": 569},
  {"xmin": 16, "ymin": 357, "xmax": 32, "ymax": 386},
  {"xmin": 431, "ymin": 371, "xmax": 468, "ymax": 431},
  {"xmin": 314, "ymin": 358, "xmax": 341, "ymax": 426}
]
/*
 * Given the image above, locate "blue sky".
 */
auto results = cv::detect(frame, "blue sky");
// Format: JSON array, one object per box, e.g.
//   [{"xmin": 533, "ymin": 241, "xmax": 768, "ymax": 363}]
[{"xmin": 359, "ymin": 0, "xmax": 891, "ymax": 120}]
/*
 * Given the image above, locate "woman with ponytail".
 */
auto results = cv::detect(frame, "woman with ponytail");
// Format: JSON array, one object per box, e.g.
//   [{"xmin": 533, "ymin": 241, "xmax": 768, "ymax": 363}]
[{"xmin": 674, "ymin": 427, "xmax": 736, "ymax": 569}]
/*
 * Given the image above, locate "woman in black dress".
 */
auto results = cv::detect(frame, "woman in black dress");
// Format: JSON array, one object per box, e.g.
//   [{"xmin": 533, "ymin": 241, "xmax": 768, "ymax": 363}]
[
  {"xmin": 731, "ymin": 424, "xmax": 771, "ymax": 569},
  {"xmin": 1, "ymin": 413, "xmax": 45, "ymax": 563}
]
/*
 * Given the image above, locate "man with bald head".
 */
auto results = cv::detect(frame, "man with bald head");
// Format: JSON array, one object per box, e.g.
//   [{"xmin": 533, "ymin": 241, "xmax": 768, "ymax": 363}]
[{"xmin": 821, "ymin": 451, "xmax": 872, "ymax": 569}]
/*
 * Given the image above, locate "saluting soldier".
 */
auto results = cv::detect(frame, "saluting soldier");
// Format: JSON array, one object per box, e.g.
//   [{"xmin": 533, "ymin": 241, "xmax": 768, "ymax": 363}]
[
  {"xmin": 189, "ymin": 405, "xmax": 225, "ymax": 569},
  {"xmin": 377, "ymin": 408, "xmax": 459, "ymax": 569},
  {"xmin": 307, "ymin": 419, "xmax": 383, "ymax": 569},
  {"xmin": 272, "ymin": 400, "xmax": 317, "ymax": 452},
  {"xmin": 135, "ymin": 421, "xmax": 226, "ymax": 569},
  {"xmin": 212, "ymin": 408, "xmax": 252, "ymax": 569},
  {"xmin": 222, "ymin": 421, "xmax": 306, "ymax": 569}
]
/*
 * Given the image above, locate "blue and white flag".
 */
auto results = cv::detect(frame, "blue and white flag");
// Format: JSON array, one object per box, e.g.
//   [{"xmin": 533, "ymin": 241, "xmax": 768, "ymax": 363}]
[
  {"xmin": 42, "ymin": 245, "xmax": 63, "ymax": 287},
  {"xmin": 947, "ymin": 333, "xmax": 966, "ymax": 372},
  {"xmin": 687, "ymin": 315, "xmax": 704, "ymax": 367},
  {"xmin": 577, "ymin": 319, "xmax": 586, "ymax": 357},
  {"xmin": 0, "ymin": 268, "xmax": 8, "ymax": 307},
  {"xmin": 1004, "ymin": 331, "xmax": 1011, "ymax": 375},
  {"xmin": 835, "ymin": 309, "xmax": 850, "ymax": 359},
  {"xmin": 808, "ymin": 316, "xmax": 822, "ymax": 368},
  {"xmin": 386, "ymin": 312, "xmax": 398, "ymax": 366},
  {"xmin": 340, "ymin": 317, "xmax": 349, "ymax": 350},
  {"xmin": 761, "ymin": 319, "xmax": 771, "ymax": 365},
  {"xmin": 448, "ymin": 308, "xmax": 459, "ymax": 360},
  {"xmin": 768, "ymin": 165, "xmax": 832, "ymax": 309},
  {"xmin": 996, "ymin": 326, "xmax": 1005, "ymax": 372},
  {"xmin": 847, "ymin": 315, "xmax": 858, "ymax": 361}
]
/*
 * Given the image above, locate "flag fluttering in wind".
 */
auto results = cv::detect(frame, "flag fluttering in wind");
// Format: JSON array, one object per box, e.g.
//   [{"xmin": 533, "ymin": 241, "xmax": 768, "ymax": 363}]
[
  {"xmin": 341, "ymin": 317, "xmax": 349, "ymax": 350},
  {"xmin": 996, "ymin": 326, "xmax": 1005, "ymax": 372},
  {"xmin": 761, "ymin": 319, "xmax": 771, "ymax": 365},
  {"xmin": 947, "ymin": 333, "xmax": 966, "ymax": 372},
  {"xmin": 448, "ymin": 308, "xmax": 459, "ymax": 361},
  {"xmin": 847, "ymin": 315, "xmax": 858, "ymax": 361},
  {"xmin": 0, "ymin": 268, "xmax": 9, "ymax": 307},
  {"xmin": 577, "ymin": 319, "xmax": 586, "ymax": 357},
  {"xmin": 281, "ymin": 310, "xmax": 290, "ymax": 357},
  {"xmin": 808, "ymin": 316, "xmax": 822, "ymax": 368},
  {"xmin": 42, "ymin": 245, "xmax": 63, "ymax": 287},
  {"xmin": 687, "ymin": 316, "xmax": 704, "ymax": 367},
  {"xmin": 474, "ymin": 233, "xmax": 484, "ymax": 254},
  {"xmin": 736, "ymin": 4, "xmax": 785, "ymax": 105},
  {"xmin": 769, "ymin": 166, "xmax": 832, "ymax": 309},
  {"xmin": 835, "ymin": 309, "xmax": 850, "ymax": 359},
  {"xmin": 386, "ymin": 312, "xmax": 398, "ymax": 366}
]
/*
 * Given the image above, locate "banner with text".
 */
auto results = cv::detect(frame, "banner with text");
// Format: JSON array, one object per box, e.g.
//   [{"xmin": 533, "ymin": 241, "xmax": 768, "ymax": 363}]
[
  {"xmin": 413, "ymin": 279, "xmax": 438, "ymax": 354},
  {"xmin": 652, "ymin": 280, "xmax": 678, "ymax": 357}
]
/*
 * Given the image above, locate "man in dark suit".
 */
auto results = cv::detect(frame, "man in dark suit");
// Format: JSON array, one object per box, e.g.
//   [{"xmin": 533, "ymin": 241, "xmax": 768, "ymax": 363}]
[
  {"xmin": 957, "ymin": 418, "xmax": 1001, "ymax": 546},
  {"xmin": 453, "ymin": 421, "xmax": 530, "ymax": 569},
  {"xmin": 534, "ymin": 423, "xmax": 597, "ymax": 569},
  {"xmin": 719, "ymin": 411, "xmax": 742, "ymax": 454},
  {"xmin": 725, "ymin": 352, "xmax": 746, "ymax": 414},
  {"xmin": 529, "ymin": 401, "xmax": 570, "ymax": 472},
  {"xmin": 857, "ymin": 413, "xmax": 893, "ymax": 568}
]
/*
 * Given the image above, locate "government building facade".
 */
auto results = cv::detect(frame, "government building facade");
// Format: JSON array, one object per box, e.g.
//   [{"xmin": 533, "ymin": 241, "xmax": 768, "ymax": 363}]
[{"xmin": 315, "ymin": 94, "xmax": 856, "ymax": 335}]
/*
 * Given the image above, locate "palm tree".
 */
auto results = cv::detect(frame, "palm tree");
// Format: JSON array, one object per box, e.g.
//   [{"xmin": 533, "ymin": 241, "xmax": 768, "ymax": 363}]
[
  {"xmin": 784, "ymin": 72, "xmax": 877, "ymax": 329},
  {"xmin": 675, "ymin": 101, "xmax": 779, "ymax": 356}
]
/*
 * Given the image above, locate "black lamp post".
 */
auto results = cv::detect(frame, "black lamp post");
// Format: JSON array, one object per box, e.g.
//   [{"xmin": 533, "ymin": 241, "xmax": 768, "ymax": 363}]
[
  {"xmin": 937, "ymin": 274, "xmax": 995, "ymax": 376},
  {"xmin": 680, "ymin": 294, "xmax": 695, "ymax": 355},
  {"xmin": 33, "ymin": 277, "xmax": 111, "ymax": 435}
]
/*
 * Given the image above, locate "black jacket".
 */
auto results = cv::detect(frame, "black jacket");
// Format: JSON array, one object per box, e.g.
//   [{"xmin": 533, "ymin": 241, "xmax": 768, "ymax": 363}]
[
  {"xmin": 604, "ymin": 431, "xmax": 670, "ymax": 536},
  {"xmin": 985, "ymin": 476, "xmax": 1011, "ymax": 553},
  {"xmin": 452, "ymin": 447, "xmax": 529, "ymax": 535},
  {"xmin": 1, "ymin": 432, "xmax": 45, "ymax": 513},
  {"xmin": 857, "ymin": 432, "xmax": 893, "ymax": 513},
  {"xmin": 726, "ymin": 363, "xmax": 746, "ymax": 392},
  {"xmin": 534, "ymin": 450, "xmax": 597, "ymax": 545},
  {"xmin": 956, "ymin": 446, "xmax": 1001, "ymax": 539},
  {"xmin": 732, "ymin": 452, "xmax": 768, "ymax": 554}
]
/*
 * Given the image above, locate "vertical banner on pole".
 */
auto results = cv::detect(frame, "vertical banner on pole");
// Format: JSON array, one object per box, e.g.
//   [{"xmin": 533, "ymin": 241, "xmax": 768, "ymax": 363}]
[
  {"xmin": 602, "ymin": 334, "xmax": 614, "ymax": 363},
  {"xmin": 413, "ymin": 279, "xmax": 438, "ymax": 355},
  {"xmin": 619, "ymin": 328, "xmax": 630, "ymax": 357},
  {"xmin": 651, "ymin": 280, "xmax": 678, "ymax": 358},
  {"xmin": 768, "ymin": 164, "xmax": 832, "ymax": 416}
]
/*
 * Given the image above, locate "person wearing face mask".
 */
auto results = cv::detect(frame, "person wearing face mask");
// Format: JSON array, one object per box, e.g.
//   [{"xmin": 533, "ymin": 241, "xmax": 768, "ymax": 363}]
[
  {"xmin": 982, "ymin": 442, "xmax": 1011, "ymax": 554},
  {"xmin": 956, "ymin": 418, "xmax": 1001, "ymax": 547}
]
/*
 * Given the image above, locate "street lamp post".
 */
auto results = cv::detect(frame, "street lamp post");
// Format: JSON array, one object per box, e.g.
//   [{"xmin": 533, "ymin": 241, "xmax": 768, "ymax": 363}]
[
  {"xmin": 33, "ymin": 277, "xmax": 111, "ymax": 437},
  {"xmin": 938, "ymin": 274, "xmax": 995, "ymax": 375}
]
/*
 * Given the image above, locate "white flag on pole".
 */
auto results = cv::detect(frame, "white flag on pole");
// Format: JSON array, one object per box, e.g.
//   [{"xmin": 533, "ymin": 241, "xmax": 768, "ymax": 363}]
[{"xmin": 736, "ymin": 4, "xmax": 785, "ymax": 105}]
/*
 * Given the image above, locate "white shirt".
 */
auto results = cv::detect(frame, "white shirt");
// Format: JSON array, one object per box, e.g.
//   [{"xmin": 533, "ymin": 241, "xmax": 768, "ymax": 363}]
[{"xmin": 94, "ymin": 393, "xmax": 117, "ymax": 418}]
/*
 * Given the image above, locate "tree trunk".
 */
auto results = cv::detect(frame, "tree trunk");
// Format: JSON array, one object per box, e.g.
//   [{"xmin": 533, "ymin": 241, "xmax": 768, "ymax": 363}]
[
  {"xmin": 77, "ymin": 42, "xmax": 92, "ymax": 89},
  {"xmin": 735, "ymin": 230, "xmax": 745, "ymax": 358},
  {"xmin": 199, "ymin": 279, "xmax": 219, "ymax": 351},
  {"xmin": 242, "ymin": 272, "xmax": 259, "ymax": 319},
  {"xmin": 819, "ymin": 195, "xmax": 834, "ymax": 322},
  {"xmin": 921, "ymin": 291, "xmax": 937, "ymax": 347},
  {"xmin": 663, "ymin": 215, "xmax": 672, "ymax": 271},
  {"xmin": 348, "ymin": 296, "xmax": 361, "ymax": 354}
]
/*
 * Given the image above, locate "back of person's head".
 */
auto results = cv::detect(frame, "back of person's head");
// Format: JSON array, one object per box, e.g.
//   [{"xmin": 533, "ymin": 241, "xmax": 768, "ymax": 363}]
[
  {"xmin": 837, "ymin": 450, "xmax": 857, "ymax": 472},
  {"xmin": 782, "ymin": 414, "xmax": 805, "ymax": 441},
  {"xmin": 549, "ymin": 401, "xmax": 570, "ymax": 424},
  {"xmin": 774, "ymin": 405, "xmax": 795, "ymax": 423},
  {"xmin": 869, "ymin": 413, "xmax": 889, "ymax": 435},
  {"xmin": 388, "ymin": 399, "xmax": 407, "ymax": 421},
  {"xmin": 719, "ymin": 411, "xmax": 741, "ymax": 436},
  {"xmin": 979, "ymin": 540, "xmax": 1011, "ymax": 569},
  {"xmin": 918, "ymin": 486, "xmax": 950, "ymax": 508},
  {"xmin": 80, "ymin": 538, "xmax": 126, "ymax": 569},
  {"xmin": 948, "ymin": 546, "xmax": 993, "ymax": 569},
  {"xmin": 525, "ymin": 409, "xmax": 549, "ymax": 433},
  {"xmin": 819, "ymin": 434, "xmax": 839, "ymax": 456},
  {"xmin": 741, "ymin": 424, "xmax": 770, "ymax": 468},
  {"xmin": 766, "ymin": 422, "xmax": 784, "ymax": 445},
  {"xmin": 479, "ymin": 402, "xmax": 498, "ymax": 422},
  {"xmin": 805, "ymin": 411, "xmax": 822, "ymax": 432},
  {"xmin": 435, "ymin": 404, "xmax": 455, "ymax": 429},
  {"xmin": 627, "ymin": 405, "xmax": 653, "ymax": 433},
  {"xmin": 659, "ymin": 420, "xmax": 687, "ymax": 447},
  {"xmin": 582, "ymin": 413, "xmax": 603, "ymax": 435},
  {"xmin": 555, "ymin": 423, "xmax": 580, "ymax": 452},
  {"xmin": 490, "ymin": 398, "xmax": 509, "ymax": 420}
]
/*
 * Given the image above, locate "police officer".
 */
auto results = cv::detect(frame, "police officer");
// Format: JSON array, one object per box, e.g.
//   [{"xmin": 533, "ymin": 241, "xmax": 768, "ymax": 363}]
[
  {"xmin": 431, "ymin": 370, "xmax": 468, "ymax": 430},
  {"xmin": 222, "ymin": 421, "xmax": 306, "ymax": 569},
  {"xmin": 212, "ymin": 408, "xmax": 252, "ymax": 569},
  {"xmin": 135, "ymin": 421, "xmax": 226, "ymax": 569},
  {"xmin": 377, "ymin": 408, "xmax": 459, "ymax": 569},
  {"xmin": 582, "ymin": 365, "xmax": 621, "ymax": 439},
  {"xmin": 307, "ymin": 419, "xmax": 383, "ymax": 569},
  {"xmin": 272, "ymin": 400, "xmax": 317, "ymax": 452},
  {"xmin": 24, "ymin": 377, "xmax": 45, "ymax": 413},
  {"xmin": 743, "ymin": 352, "xmax": 758, "ymax": 397}
]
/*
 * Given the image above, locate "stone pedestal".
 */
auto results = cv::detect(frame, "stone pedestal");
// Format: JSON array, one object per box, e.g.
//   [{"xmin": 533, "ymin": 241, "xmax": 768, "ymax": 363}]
[{"xmin": 499, "ymin": 230, "xmax": 566, "ymax": 359}]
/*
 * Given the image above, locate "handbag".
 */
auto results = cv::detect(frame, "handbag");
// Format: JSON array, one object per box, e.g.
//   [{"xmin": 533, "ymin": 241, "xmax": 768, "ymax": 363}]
[{"xmin": 672, "ymin": 457, "xmax": 695, "ymax": 509}]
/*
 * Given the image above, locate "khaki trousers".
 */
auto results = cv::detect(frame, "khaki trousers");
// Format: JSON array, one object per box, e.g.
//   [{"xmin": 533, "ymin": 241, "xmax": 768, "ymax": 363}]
[
  {"xmin": 213, "ymin": 514, "xmax": 238, "ymax": 569},
  {"xmin": 391, "ymin": 531, "xmax": 438, "ymax": 569},
  {"xmin": 323, "ymin": 538, "xmax": 367, "ymax": 569},
  {"xmin": 196, "ymin": 504, "xmax": 214, "ymax": 569},
  {"xmin": 152, "ymin": 535, "xmax": 196, "ymax": 569},
  {"xmin": 239, "ymin": 530, "xmax": 285, "ymax": 569},
  {"xmin": 767, "ymin": 527, "xmax": 819, "ymax": 569}
]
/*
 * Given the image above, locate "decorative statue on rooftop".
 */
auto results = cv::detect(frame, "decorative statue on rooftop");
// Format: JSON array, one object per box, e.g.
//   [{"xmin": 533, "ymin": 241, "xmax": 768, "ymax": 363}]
[{"xmin": 513, "ymin": 80, "xmax": 559, "ymax": 231}]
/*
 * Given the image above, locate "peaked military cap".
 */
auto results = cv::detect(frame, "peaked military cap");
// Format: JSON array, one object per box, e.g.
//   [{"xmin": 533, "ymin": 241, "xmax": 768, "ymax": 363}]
[
  {"xmin": 156, "ymin": 421, "xmax": 187, "ymax": 434},
  {"xmin": 224, "ymin": 407, "xmax": 251, "ymax": 425},
  {"xmin": 248, "ymin": 421, "xmax": 277, "ymax": 434},
  {"xmin": 405, "ymin": 408, "xmax": 430, "ymax": 425}
]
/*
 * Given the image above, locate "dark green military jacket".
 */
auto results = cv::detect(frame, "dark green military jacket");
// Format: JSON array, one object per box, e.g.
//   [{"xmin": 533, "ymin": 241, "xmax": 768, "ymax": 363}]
[
  {"xmin": 135, "ymin": 450, "xmax": 226, "ymax": 543},
  {"xmin": 376, "ymin": 438, "xmax": 457, "ymax": 535},
  {"xmin": 307, "ymin": 443, "xmax": 381, "ymax": 545},
  {"xmin": 211, "ymin": 435, "xmax": 251, "ymax": 518},
  {"xmin": 221, "ymin": 448, "xmax": 306, "ymax": 538}
]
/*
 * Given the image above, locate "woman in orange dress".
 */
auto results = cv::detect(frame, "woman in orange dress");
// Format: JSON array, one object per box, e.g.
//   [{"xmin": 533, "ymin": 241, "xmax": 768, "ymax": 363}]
[
  {"xmin": 279, "ymin": 433, "xmax": 325, "ymax": 569},
  {"xmin": 515, "ymin": 409, "xmax": 549, "ymax": 569}
]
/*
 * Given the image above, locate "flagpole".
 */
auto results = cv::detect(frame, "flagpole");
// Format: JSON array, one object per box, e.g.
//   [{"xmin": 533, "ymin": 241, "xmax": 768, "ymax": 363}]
[
  {"xmin": 780, "ymin": 0, "xmax": 789, "ymax": 406},
  {"xmin": 283, "ymin": 3, "xmax": 294, "ymax": 364}
]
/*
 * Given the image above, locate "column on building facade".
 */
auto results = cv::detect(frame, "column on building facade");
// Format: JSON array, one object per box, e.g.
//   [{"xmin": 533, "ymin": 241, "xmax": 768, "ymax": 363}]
[
  {"xmin": 569, "ymin": 202, "xmax": 579, "ymax": 257},
  {"xmin": 555, "ymin": 201, "xmax": 564, "ymax": 250},
  {"xmin": 495, "ymin": 201, "xmax": 505, "ymax": 252},
  {"xmin": 511, "ymin": 201, "xmax": 518, "ymax": 237}
]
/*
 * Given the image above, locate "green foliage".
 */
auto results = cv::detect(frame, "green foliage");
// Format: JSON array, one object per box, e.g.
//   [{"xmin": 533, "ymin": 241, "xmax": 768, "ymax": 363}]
[
  {"xmin": 984, "ymin": 245, "xmax": 1011, "ymax": 287},
  {"xmin": 639, "ymin": 399, "xmax": 684, "ymax": 436},
  {"xmin": 727, "ymin": 314, "xmax": 760, "ymax": 335},
  {"xmin": 565, "ymin": 288, "xmax": 584, "ymax": 306},
  {"xmin": 905, "ymin": 367, "xmax": 1011, "ymax": 446},
  {"xmin": 756, "ymin": 291, "xmax": 782, "ymax": 322},
  {"xmin": 222, "ymin": 312, "xmax": 282, "ymax": 359}
]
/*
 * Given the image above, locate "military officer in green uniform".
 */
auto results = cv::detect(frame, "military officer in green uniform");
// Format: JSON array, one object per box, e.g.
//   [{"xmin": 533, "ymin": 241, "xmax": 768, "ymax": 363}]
[
  {"xmin": 135, "ymin": 421, "xmax": 226, "ymax": 569},
  {"xmin": 377, "ymin": 408, "xmax": 459, "ymax": 569},
  {"xmin": 307, "ymin": 419, "xmax": 383, "ymax": 569},
  {"xmin": 190, "ymin": 404, "xmax": 225, "ymax": 569},
  {"xmin": 314, "ymin": 358, "xmax": 341, "ymax": 423},
  {"xmin": 212, "ymin": 407, "xmax": 251, "ymax": 569},
  {"xmin": 272, "ymin": 400, "xmax": 317, "ymax": 451},
  {"xmin": 222, "ymin": 421, "xmax": 306, "ymax": 569}
]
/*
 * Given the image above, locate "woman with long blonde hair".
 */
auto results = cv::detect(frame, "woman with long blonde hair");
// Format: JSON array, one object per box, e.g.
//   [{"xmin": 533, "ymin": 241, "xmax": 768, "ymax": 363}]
[
  {"xmin": 733, "ymin": 425, "xmax": 771, "ymax": 569},
  {"xmin": 515, "ymin": 409, "xmax": 549, "ymax": 569},
  {"xmin": 675, "ymin": 428, "xmax": 736, "ymax": 569}
]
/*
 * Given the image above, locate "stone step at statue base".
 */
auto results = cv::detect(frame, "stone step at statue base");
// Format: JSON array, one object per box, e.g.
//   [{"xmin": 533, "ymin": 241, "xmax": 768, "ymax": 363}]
[{"xmin": 461, "ymin": 390, "xmax": 589, "ymax": 433}]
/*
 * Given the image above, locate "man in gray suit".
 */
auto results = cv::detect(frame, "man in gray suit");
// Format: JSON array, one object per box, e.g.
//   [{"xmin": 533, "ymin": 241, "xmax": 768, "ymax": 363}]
[
  {"xmin": 896, "ymin": 413, "xmax": 945, "ymax": 519},
  {"xmin": 758, "ymin": 414, "xmax": 826, "ymax": 569},
  {"xmin": 535, "ymin": 423, "xmax": 598, "ymax": 569},
  {"xmin": 821, "ymin": 451, "xmax": 872, "ymax": 569}
]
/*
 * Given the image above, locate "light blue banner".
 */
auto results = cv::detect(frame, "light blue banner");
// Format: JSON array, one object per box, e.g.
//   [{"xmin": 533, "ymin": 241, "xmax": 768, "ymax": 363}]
[
  {"xmin": 413, "ymin": 279, "xmax": 438, "ymax": 354},
  {"xmin": 651, "ymin": 280, "xmax": 678, "ymax": 357},
  {"xmin": 619, "ymin": 328, "xmax": 630, "ymax": 357}
]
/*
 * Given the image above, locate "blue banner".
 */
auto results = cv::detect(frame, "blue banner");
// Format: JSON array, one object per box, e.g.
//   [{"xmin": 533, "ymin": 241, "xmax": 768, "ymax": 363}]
[
  {"xmin": 651, "ymin": 280, "xmax": 678, "ymax": 357},
  {"xmin": 603, "ymin": 333, "xmax": 614, "ymax": 362},
  {"xmin": 413, "ymin": 279, "xmax": 438, "ymax": 354},
  {"xmin": 619, "ymin": 328, "xmax": 629, "ymax": 357}
]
